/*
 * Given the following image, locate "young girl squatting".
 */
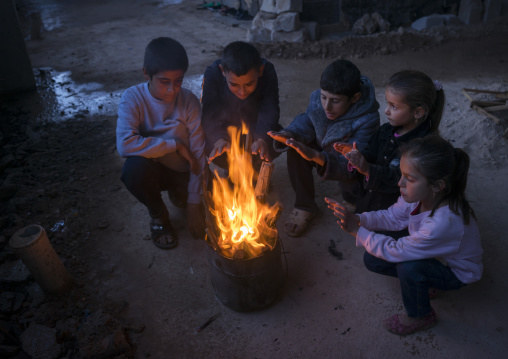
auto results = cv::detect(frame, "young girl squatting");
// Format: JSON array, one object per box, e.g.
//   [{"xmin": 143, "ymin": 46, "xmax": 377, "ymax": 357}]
[{"xmin": 325, "ymin": 136, "xmax": 483, "ymax": 336}]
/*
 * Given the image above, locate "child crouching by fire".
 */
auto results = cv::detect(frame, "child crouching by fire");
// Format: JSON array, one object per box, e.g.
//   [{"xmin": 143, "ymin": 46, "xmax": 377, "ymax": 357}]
[
  {"xmin": 116, "ymin": 37, "xmax": 206, "ymax": 249},
  {"xmin": 326, "ymin": 136, "xmax": 483, "ymax": 336}
]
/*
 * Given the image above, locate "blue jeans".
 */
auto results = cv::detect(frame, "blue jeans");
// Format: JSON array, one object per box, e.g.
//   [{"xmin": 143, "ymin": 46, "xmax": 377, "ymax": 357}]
[
  {"xmin": 121, "ymin": 156, "xmax": 189, "ymax": 218},
  {"xmin": 363, "ymin": 252, "xmax": 466, "ymax": 317}
]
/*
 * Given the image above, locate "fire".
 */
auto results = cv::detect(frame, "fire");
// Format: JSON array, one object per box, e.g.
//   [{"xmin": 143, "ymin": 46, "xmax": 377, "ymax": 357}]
[{"xmin": 209, "ymin": 124, "xmax": 278, "ymax": 259}]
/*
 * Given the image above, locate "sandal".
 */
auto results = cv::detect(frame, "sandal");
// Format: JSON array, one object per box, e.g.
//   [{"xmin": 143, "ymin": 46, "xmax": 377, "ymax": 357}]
[
  {"xmin": 284, "ymin": 208, "xmax": 316, "ymax": 237},
  {"xmin": 383, "ymin": 309, "xmax": 437, "ymax": 336},
  {"xmin": 150, "ymin": 208, "xmax": 178, "ymax": 249}
]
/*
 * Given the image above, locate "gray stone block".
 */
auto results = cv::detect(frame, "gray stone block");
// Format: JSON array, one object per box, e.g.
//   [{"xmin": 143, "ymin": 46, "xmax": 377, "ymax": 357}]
[
  {"xmin": 274, "ymin": 12, "xmax": 300, "ymax": 32},
  {"xmin": 411, "ymin": 14, "xmax": 461, "ymax": 30},
  {"xmin": 261, "ymin": 0, "xmax": 302, "ymax": 14},
  {"xmin": 353, "ymin": 13, "xmax": 390, "ymax": 35},
  {"xmin": 247, "ymin": 27, "xmax": 273, "ymax": 42},
  {"xmin": 252, "ymin": 11, "xmax": 277, "ymax": 31},
  {"xmin": 271, "ymin": 28, "xmax": 308, "ymax": 42}
]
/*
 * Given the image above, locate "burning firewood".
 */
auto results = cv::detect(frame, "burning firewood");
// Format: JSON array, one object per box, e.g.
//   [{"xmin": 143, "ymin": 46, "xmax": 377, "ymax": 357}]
[
  {"xmin": 254, "ymin": 161, "xmax": 274, "ymax": 203},
  {"xmin": 203, "ymin": 125, "xmax": 284, "ymax": 260}
]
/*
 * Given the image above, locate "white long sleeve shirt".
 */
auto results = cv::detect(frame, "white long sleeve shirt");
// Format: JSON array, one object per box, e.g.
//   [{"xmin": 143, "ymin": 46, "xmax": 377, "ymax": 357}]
[
  {"xmin": 357, "ymin": 197, "xmax": 483, "ymax": 284},
  {"xmin": 116, "ymin": 83, "xmax": 205, "ymax": 204}
]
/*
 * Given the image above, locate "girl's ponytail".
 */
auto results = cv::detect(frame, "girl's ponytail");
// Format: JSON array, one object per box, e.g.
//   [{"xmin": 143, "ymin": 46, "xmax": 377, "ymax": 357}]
[
  {"xmin": 448, "ymin": 148, "xmax": 476, "ymax": 224},
  {"xmin": 428, "ymin": 88, "xmax": 445, "ymax": 133},
  {"xmin": 400, "ymin": 135, "xmax": 476, "ymax": 224}
]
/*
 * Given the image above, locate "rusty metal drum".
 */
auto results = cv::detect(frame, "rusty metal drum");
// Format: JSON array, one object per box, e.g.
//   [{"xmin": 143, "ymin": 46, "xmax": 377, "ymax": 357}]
[{"xmin": 208, "ymin": 238, "xmax": 286, "ymax": 312}]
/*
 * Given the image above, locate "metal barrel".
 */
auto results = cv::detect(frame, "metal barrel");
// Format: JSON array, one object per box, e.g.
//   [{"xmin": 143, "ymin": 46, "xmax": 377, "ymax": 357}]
[{"xmin": 208, "ymin": 239, "xmax": 285, "ymax": 312}]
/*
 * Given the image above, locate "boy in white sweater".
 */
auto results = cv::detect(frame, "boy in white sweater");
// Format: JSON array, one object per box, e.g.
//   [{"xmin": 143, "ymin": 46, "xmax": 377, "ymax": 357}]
[{"xmin": 116, "ymin": 37, "xmax": 206, "ymax": 249}]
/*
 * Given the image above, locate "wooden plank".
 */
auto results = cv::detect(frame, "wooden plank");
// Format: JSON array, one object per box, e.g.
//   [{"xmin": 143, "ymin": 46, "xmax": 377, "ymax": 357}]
[
  {"xmin": 472, "ymin": 104, "xmax": 501, "ymax": 124},
  {"xmin": 463, "ymin": 88, "xmax": 508, "ymax": 96},
  {"xmin": 471, "ymin": 100, "xmax": 505, "ymax": 107},
  {"xmin": 461, "ymin": 88, "xmax": 474, "ymax": 102},
  {"xmin": 483, "ymin": 104, "xmax": 508, "ymax": 112}
]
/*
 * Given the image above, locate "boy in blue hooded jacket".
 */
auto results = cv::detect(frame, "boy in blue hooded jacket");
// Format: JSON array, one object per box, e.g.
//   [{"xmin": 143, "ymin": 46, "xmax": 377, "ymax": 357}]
[{"xmin": 269, "ymin": 59, "xmax": 379, "ymax": 237}]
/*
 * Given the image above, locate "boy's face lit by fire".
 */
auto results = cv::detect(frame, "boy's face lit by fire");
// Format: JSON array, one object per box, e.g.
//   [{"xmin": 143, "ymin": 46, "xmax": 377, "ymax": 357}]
[
  {"xmin": 144, "ymin": 69, "xmax": 184, "ymax": 103},
  {"xmin": 320, "ymin": 90, "xmax": 360, "ymax": 120},
  {"xmin": 221, "ymin": 66, "xmax": 262, "ymax": 100}
]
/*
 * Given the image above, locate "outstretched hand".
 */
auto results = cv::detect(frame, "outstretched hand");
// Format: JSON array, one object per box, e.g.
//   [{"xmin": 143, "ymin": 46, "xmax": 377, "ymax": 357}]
[
  {"xmin": 251, "ymin": 138, "xmax": 271, "ymax": 162},
  {"xmin": 286, "ymin": 138, "xmax": 325, "ymax": 165},
  {"xmin": 208, "ymin": 139, "xmax": 230, "ymax": 163},
  {"xmin": 324, "ymin": 197, "xmax": 360, "ymax": 236},
  {"xmin": 175, "ymin": 140, "xmax": 200, "ymax": 175},
  {"xmin": 333, "ymin": 142, "xmax": 354, "ymax": 156},
  {"xmin": 343, "ymin": 142, "xmax": 369, "ymax": 175},
  {"xmin": 267, "ymin": 130, "xmax": 294, "ymax": 144}
]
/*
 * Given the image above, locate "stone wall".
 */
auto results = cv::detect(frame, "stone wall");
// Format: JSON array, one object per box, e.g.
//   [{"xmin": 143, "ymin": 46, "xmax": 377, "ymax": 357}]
[{"xmin": 248, "ymin": 0, "xmax": 315, "ymax": 42}]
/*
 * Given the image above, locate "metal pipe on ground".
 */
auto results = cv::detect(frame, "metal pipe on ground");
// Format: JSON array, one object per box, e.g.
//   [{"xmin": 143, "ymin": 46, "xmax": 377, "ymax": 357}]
[{"xmin": 9, "ymin": 224, "xmax": 74, "ymax": 294}]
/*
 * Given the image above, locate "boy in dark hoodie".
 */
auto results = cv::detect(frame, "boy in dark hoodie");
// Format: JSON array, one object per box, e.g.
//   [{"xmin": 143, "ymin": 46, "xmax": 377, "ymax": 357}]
[
  {"xmin": 269, "ymin": 59, "xmax": 379, "ymax": 237},
  {"xmin": 201, "ymin": 41, "xmax": 281, "ymax": 174}
]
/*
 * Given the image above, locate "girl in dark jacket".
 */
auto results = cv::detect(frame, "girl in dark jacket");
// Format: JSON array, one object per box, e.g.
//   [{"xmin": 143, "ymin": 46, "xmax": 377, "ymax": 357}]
[{"xmin": 333, "ymin": 70, "xmax": 445, "ymax": 238}]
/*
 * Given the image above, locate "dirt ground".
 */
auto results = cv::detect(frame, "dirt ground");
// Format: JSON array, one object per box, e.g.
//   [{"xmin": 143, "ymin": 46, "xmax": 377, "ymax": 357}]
[{"xmin": 2, "ymin": 0, "xmax": 508, "ymax": 358}]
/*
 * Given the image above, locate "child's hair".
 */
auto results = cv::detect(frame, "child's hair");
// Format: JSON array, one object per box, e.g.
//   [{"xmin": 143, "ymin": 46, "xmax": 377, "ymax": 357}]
[
  {"xmin": 320, "ymin": 59, "xmax": 361, "ymax": 98},
  {"xmin": 400, "ymin": 135, "xmax": 476, "ymax": 224},
  {"xmin": 221, "ymin": 41, "xmax": 262, "ymax": 76},
  {"xmin": 387, "ymin": 70, "xmax": 445, "ymax": 133},
  {"xmin": 143, "ymin": 37, "xmax": 189, "ymax": 78}
]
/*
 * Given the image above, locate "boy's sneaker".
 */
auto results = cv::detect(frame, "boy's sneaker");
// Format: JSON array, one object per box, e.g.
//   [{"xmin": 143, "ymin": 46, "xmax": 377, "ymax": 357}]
[
  {"xmin": 284, "ymin": 208, "xmax": 317, "ymax": 237},
  {"xmin": 383, "ymin": 309, "xmax": 437, "ymax": 336}
]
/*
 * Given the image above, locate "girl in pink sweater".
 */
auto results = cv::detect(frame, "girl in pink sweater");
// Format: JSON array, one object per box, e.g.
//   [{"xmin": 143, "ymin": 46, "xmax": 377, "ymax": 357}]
[{"xmin": 325, "ymin": 135, "xmax": 483, "ymax": 336}]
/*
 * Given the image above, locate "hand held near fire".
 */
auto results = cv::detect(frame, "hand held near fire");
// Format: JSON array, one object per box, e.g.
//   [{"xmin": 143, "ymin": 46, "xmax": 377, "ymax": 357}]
[
  {"xmin": 251, "ymin": 138, "xmax": 271, "ymax": 162},
  {"xmin": 286, "ymin": 139, "xmax": 325, "ymax": 166},
  {"xmin": 267, "ymin": 130, "xmax": 293, "ymax": 144},
  {"xmin": 333, "ymin": 142, "xmax": 353, "ymax": 156},
  {"xmin": 208, "ymin": 139, "xmax": 231, "ymax": 163},
  {"xmin": 324, "ymin": 197, "xmax": 360, "ymax": 235},
  {"xmin": 344, "ymin": 142, "xmax": 368, "ymax": 175},
  {"xmin": 175, "ymin": 139, "xmax": 200, "ymax": 175}
]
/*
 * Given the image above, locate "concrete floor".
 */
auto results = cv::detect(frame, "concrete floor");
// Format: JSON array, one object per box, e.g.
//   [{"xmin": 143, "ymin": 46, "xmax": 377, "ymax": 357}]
[{"xmin": 17, "ymin": 0, "xmax": 508, "ymax": 358}]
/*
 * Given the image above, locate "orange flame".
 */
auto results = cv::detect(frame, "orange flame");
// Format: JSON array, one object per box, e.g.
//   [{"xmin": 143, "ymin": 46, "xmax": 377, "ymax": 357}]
[{"xmin": 210, "ymin": 124, "xmax": 277, "ymax": 258}]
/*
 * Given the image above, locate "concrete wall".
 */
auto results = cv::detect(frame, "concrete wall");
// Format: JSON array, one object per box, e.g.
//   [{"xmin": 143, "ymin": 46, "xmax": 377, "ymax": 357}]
[{"xmin": 0, "ymin": 0, "xmax": 36, "ymax": 96}]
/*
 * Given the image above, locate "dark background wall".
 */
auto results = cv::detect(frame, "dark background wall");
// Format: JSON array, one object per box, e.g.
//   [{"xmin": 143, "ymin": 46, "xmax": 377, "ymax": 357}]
[{"xmin": 300, "ymin": 0, "xmax": 461, "ymax": 27}]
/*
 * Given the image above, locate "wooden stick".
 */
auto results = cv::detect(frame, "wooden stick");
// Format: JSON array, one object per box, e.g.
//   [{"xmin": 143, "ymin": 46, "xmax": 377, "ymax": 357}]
[
  {"xmin": 482, "ymin": 104, "xmax": 508, "ymax": 112},
  {"xmin": 463, "ymin": 88, "xmax": 508, "ymax": 97},
  {"xmin": 461, "ymin": 88, "xmax": 474, "ymax": 102},
  {"xmin": 265, "ymin": 201, "xmax": 283, "ymax": 228},
  {"xmin": 472, "ymin": 104, "xmax": 502, "ymax": 124},
  {"xmin": 255, "ymin": 161, "xmax": 274, "ymax": 202},
  {"xmin": 471, "ymin": 100, "xmax": 505, "ymax": 107}
]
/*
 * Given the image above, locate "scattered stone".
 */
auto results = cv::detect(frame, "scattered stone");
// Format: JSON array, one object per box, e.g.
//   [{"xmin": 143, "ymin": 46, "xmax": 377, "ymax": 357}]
[
  {"xmin": 0, "ymin": 260, "xmax": 31, "ymax": 283},
  {"xmin": 352, "ymin": 13, "xmax": 390, "ymax": 35},
  {"xmin": 20, "ymin": 323, "xmax": 62, "ymax": 359}
]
